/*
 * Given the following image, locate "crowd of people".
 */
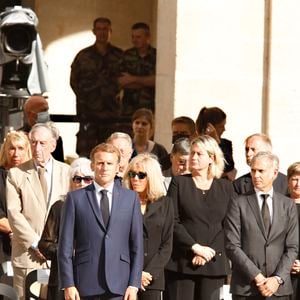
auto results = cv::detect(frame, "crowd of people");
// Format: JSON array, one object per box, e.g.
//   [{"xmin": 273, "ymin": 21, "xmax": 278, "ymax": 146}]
[{"xmin": 0, "ymin": 15, "xmax": 299, "ymax": 300}]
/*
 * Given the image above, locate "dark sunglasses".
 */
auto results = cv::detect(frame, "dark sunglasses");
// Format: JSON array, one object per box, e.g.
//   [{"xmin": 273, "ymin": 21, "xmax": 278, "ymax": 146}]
[
  {"xmin": 72, "ymin": 175, "xmax": 93, "ymax": 184},
  {"xmin": 128, "ymin": 171, "xmax": 147, "ymax": 180}
]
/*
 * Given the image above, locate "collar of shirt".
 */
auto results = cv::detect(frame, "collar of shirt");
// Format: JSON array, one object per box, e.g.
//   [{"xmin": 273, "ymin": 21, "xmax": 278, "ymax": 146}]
[
  {"xmin": 34, "ymin": 157, "xmax": 53, "ymax": 174},
  {"xmin": 254, "ymin": 187, "xmax": 274, "ymax": 199},
  {"xmin": 34, "ymin": 158, "xmax": 53, "ymax": 200},
  {"xmin": 93, "ymin": 181, "xmax": 114, "ymax": 213},
  {"xmin": 93, "ymin": 181, "xmax": 114, "ymax": 195}
]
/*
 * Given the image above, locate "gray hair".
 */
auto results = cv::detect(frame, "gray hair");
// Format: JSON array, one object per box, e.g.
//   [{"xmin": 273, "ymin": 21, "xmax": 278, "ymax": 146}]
[
  {"xmin": 250, "ymin": 151, "xmax": 279, "ymax": 170},
  {"xmin": 29, "ymin": 122, "xmax": 59, "ymax": 141},
  {"xmin": 106, "ymin": 132, "xmax": 133, "ymax": 148},
  {"xmin": 171, "ymin": 137, "xmax": 190, "ymax": 155},
  {"xmin": 69, "ymin": 157, "xmax": 94, "ymax": 178},
  {"xmin": 245, "ymin": 133, "xmax": 272, "ymax": 150}
]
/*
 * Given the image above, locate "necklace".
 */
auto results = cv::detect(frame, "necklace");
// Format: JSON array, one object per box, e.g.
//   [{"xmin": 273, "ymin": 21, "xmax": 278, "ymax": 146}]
[{"xmin": 200, "ymin": 189, "xmax": 207, "ymax": 195}]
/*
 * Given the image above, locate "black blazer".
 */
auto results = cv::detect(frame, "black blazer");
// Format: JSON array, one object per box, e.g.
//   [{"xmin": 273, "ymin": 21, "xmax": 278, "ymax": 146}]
[
  {"xmin": 142, "ymin": 196, "xmax": 174, "ymax": 291},
  {"xmin": 166, "ymin": 174, "xmax": 234, "ymax": 276},
  {"xmin": 38, "ymin": 200, "xmax": 63, "ymax": 286},
  {"xmin": 233, "ymin": 172, "xmax": 288, "ymax": 196},
  {"xmin": 38, "ymin": 200, "xmax": 64, "ymax": 300}
]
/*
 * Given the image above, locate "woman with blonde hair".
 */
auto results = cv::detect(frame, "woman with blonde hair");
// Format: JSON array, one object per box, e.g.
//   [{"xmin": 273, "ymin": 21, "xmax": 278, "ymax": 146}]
[
  {"xmin": 165, "ymin": 135, "xmax": 235, "ymax": 300},
  {"xmin": 123, "ymin": 153, "xmax": 174, "ymax": 300},
  {"xmin": 287, "ymin": 162, "xmax": 300, "ymax": 300},
  {"xmin": 0, "ymin": 131, "xmax": 31, "ymax": 265}
]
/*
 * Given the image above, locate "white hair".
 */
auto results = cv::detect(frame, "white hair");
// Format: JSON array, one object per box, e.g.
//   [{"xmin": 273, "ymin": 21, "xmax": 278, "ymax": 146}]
[{"xmin": 69, "ymin": 157, "xmax": 94, "ymax": 178}]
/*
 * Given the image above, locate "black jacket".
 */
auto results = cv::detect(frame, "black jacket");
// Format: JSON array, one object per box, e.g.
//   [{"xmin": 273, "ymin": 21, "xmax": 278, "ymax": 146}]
[
  {"xmin": 233, "ymin": 172, "xmax": 288, "ymax": 196},
  {"xmin": 38, "ymin": 200, "xmax": 64, "ymax": 300},
  {"xmin": 142, "ymin": 196, "xmax": 174, "ymax": 291},
  {"xmin": 166, "ymin": 175, "xmax": 234, "ymax": 276}
]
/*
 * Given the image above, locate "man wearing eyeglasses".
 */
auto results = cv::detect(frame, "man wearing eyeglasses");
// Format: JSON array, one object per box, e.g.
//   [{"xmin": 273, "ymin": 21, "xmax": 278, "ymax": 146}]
[
  {"xmin": 6, "ymin": 123, "xmax": 70, "ymax": 300},
  {"xmin": 58, "ymin": 143, "xmax": 143, "ymax": 300}
]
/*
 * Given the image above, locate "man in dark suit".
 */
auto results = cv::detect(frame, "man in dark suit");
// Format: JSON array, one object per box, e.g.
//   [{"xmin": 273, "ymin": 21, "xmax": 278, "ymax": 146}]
[
  {"xmin": 233, "ymin": 133, "xmax": 288, "ymax": 195},
  {"xmin": 58, "ymin": 143, "xmax": 143, "ymax": 300},
  {"xmin": 225, "ymin": 151, "xmax": 298, "ymax": 299}
]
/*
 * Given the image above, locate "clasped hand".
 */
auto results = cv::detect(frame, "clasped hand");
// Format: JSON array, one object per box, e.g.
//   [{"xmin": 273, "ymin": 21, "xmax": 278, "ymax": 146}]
[
  {"xmin": 141, "ymin": 271, "xmax": 152, "ymax": 291},
  {"xmin": 291, "ymin": 259, "xmax": 300, "ymax": 274},
  {"xmin": 191, "ymin": 244, "xmax": 216, "ymax": 265},
  {"xmin": 255, "ymin": 274, "xmax": 280, "ymax": 297}
]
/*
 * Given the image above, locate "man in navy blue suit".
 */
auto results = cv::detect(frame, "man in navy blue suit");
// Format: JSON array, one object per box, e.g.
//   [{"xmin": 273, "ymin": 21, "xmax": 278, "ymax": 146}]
[{"xmin": 58, "ymin": 143, "xmax": 143, "ymax": 300}]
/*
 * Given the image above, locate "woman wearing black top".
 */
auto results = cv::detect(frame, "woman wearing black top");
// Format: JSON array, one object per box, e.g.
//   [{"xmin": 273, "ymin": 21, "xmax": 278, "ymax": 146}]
[
  {"xmin": 287, "ymin": 162, "xmax": 300, "ymax": 300},
  {"xmin": 165, "ymin": 135, "xmax": 235, "ymax": 300},
  {"xmin": 123, "ymin": 153, "xmax": 174, "ymax": 300},
  {"xmin": 195, "ymin": 106, "xmax": 236, "ymax": 181}
]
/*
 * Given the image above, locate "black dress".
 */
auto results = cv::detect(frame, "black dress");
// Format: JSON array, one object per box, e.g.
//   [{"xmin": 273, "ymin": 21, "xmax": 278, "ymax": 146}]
[
  {"xmin": 219, "ymin": 138, "xmax": 235, "ymax": 174},
  {"xmin": 38, "ymin": 200, "xmax": 64, "ymax": 300},
  {"xmin": 138, "ymin": 196, "xmax": 174, "ymax": 300},
  {"xmin": 165, "ymin": 175, "xmax": 235, "ymax": 300}
]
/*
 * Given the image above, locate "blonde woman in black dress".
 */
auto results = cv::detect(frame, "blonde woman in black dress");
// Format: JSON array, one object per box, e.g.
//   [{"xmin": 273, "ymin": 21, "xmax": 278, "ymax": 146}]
[
  {"xmin": 123, "ymin": 153, "xmax": 174, "ymax": 300},
  {"xmin": 165, "ymin": 135, "xmax": 235, "ymax": 300}
]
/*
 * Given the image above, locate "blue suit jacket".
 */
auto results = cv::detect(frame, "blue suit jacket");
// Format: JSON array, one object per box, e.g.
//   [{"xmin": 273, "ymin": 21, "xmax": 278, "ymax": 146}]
[{"xmin": 58, "ymin": 183, "xmax": 143, "ymax": 297}]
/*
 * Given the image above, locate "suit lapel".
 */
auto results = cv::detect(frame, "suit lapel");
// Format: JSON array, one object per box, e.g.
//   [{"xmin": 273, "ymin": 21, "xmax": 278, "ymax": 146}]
[
  {"xmin": 144, "ymin": 199, "xmax": 162, "ymax": 218},
  {"xmin": 86, "ymin": 185, "xmax": 106, "ymax": 230},
  {"xmin": 108, "ymin": 184, "xmax": 121, "ymax": 232},
  {"xmin": 244, "ymin": 175, "xmax": 254, "ymax": 193},
  {"xmin": 143, "ymin": 200, "xmax": 163, "ymax": 235},
  {"xmin": 25, "ymin": 160, "xmax": 47, "ymax": 212},
  {"xmin": 247, "ymin": 194, "xmax": 268, "ymax": 239},
  {"xmin": 268, "ymin": 193, "xmax": 281, "ymax": 241}
]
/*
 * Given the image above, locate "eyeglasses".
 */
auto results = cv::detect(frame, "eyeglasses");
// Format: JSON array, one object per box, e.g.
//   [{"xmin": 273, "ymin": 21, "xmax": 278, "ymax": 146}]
[
  {"xmin": 128, "ymin": 171, "xmax": 147, "ymax": 180},
  {"xmin": 72, "ymin": 175, "xmax": 93, "ymax": 184}
]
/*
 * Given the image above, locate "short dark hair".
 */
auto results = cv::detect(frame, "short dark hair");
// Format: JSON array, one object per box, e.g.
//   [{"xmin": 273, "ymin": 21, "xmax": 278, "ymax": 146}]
[
  {"xmin": 93, "ymin": 17, "xmax": 111, "ymax": 28},
  {"xmin": 172, "ymin": 116, "xmax": 196, "ymax": 135},
  {"xmin": 131, "ymin": 22, "xmax": 150, "ymax": 35}
]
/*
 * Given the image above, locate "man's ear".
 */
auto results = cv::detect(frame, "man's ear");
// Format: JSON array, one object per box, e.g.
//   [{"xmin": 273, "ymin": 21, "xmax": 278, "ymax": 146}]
[
  {"xmin": 50, "ymin": 139, "xmax": 57, "ymax": 153},
  {"xmin": 91, "ymin": 161, "xmax": 95, "ymax": 172},
  {"xmin": 273, "ymin": 169, "xmax": 279, "ymax": 179}
]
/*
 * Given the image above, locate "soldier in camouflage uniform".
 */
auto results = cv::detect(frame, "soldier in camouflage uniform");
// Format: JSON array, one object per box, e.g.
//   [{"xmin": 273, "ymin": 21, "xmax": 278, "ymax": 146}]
[
  {"xmin": 118, "ymin": 22, "xmax": 156, "ymax": 118},
  {"xmin": 70, "ymin": 17, "xmax": 123, "ymax": 157}
]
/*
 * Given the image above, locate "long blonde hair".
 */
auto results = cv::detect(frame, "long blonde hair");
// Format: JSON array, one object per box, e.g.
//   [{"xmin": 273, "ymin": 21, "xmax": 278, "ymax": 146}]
[{"xmin": 0, "ymin": 131, "xmax": 31, "ymax": 168}]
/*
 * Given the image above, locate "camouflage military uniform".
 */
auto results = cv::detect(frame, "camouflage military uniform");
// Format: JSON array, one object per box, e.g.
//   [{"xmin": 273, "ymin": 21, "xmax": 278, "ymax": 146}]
[
  {"xmin": 120, "ymin": 46, "xmax": 156, "ymax": 116},
  {"xmin": 70, "ymin": 43, "xmax": 123, "ymax": 156}
]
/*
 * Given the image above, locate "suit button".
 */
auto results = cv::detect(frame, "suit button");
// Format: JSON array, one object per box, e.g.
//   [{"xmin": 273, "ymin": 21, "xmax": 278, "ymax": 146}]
[
  {"xmin": 144, "ymin": 253, "xmax": 148, "ymax": 257},
  {"xmin": 105, "ymin": 235, "xmax": 109, "ymax": 239},
  {"xmin": 263, "ymin": 263, "xmax": 266, "ymax": 267}
]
